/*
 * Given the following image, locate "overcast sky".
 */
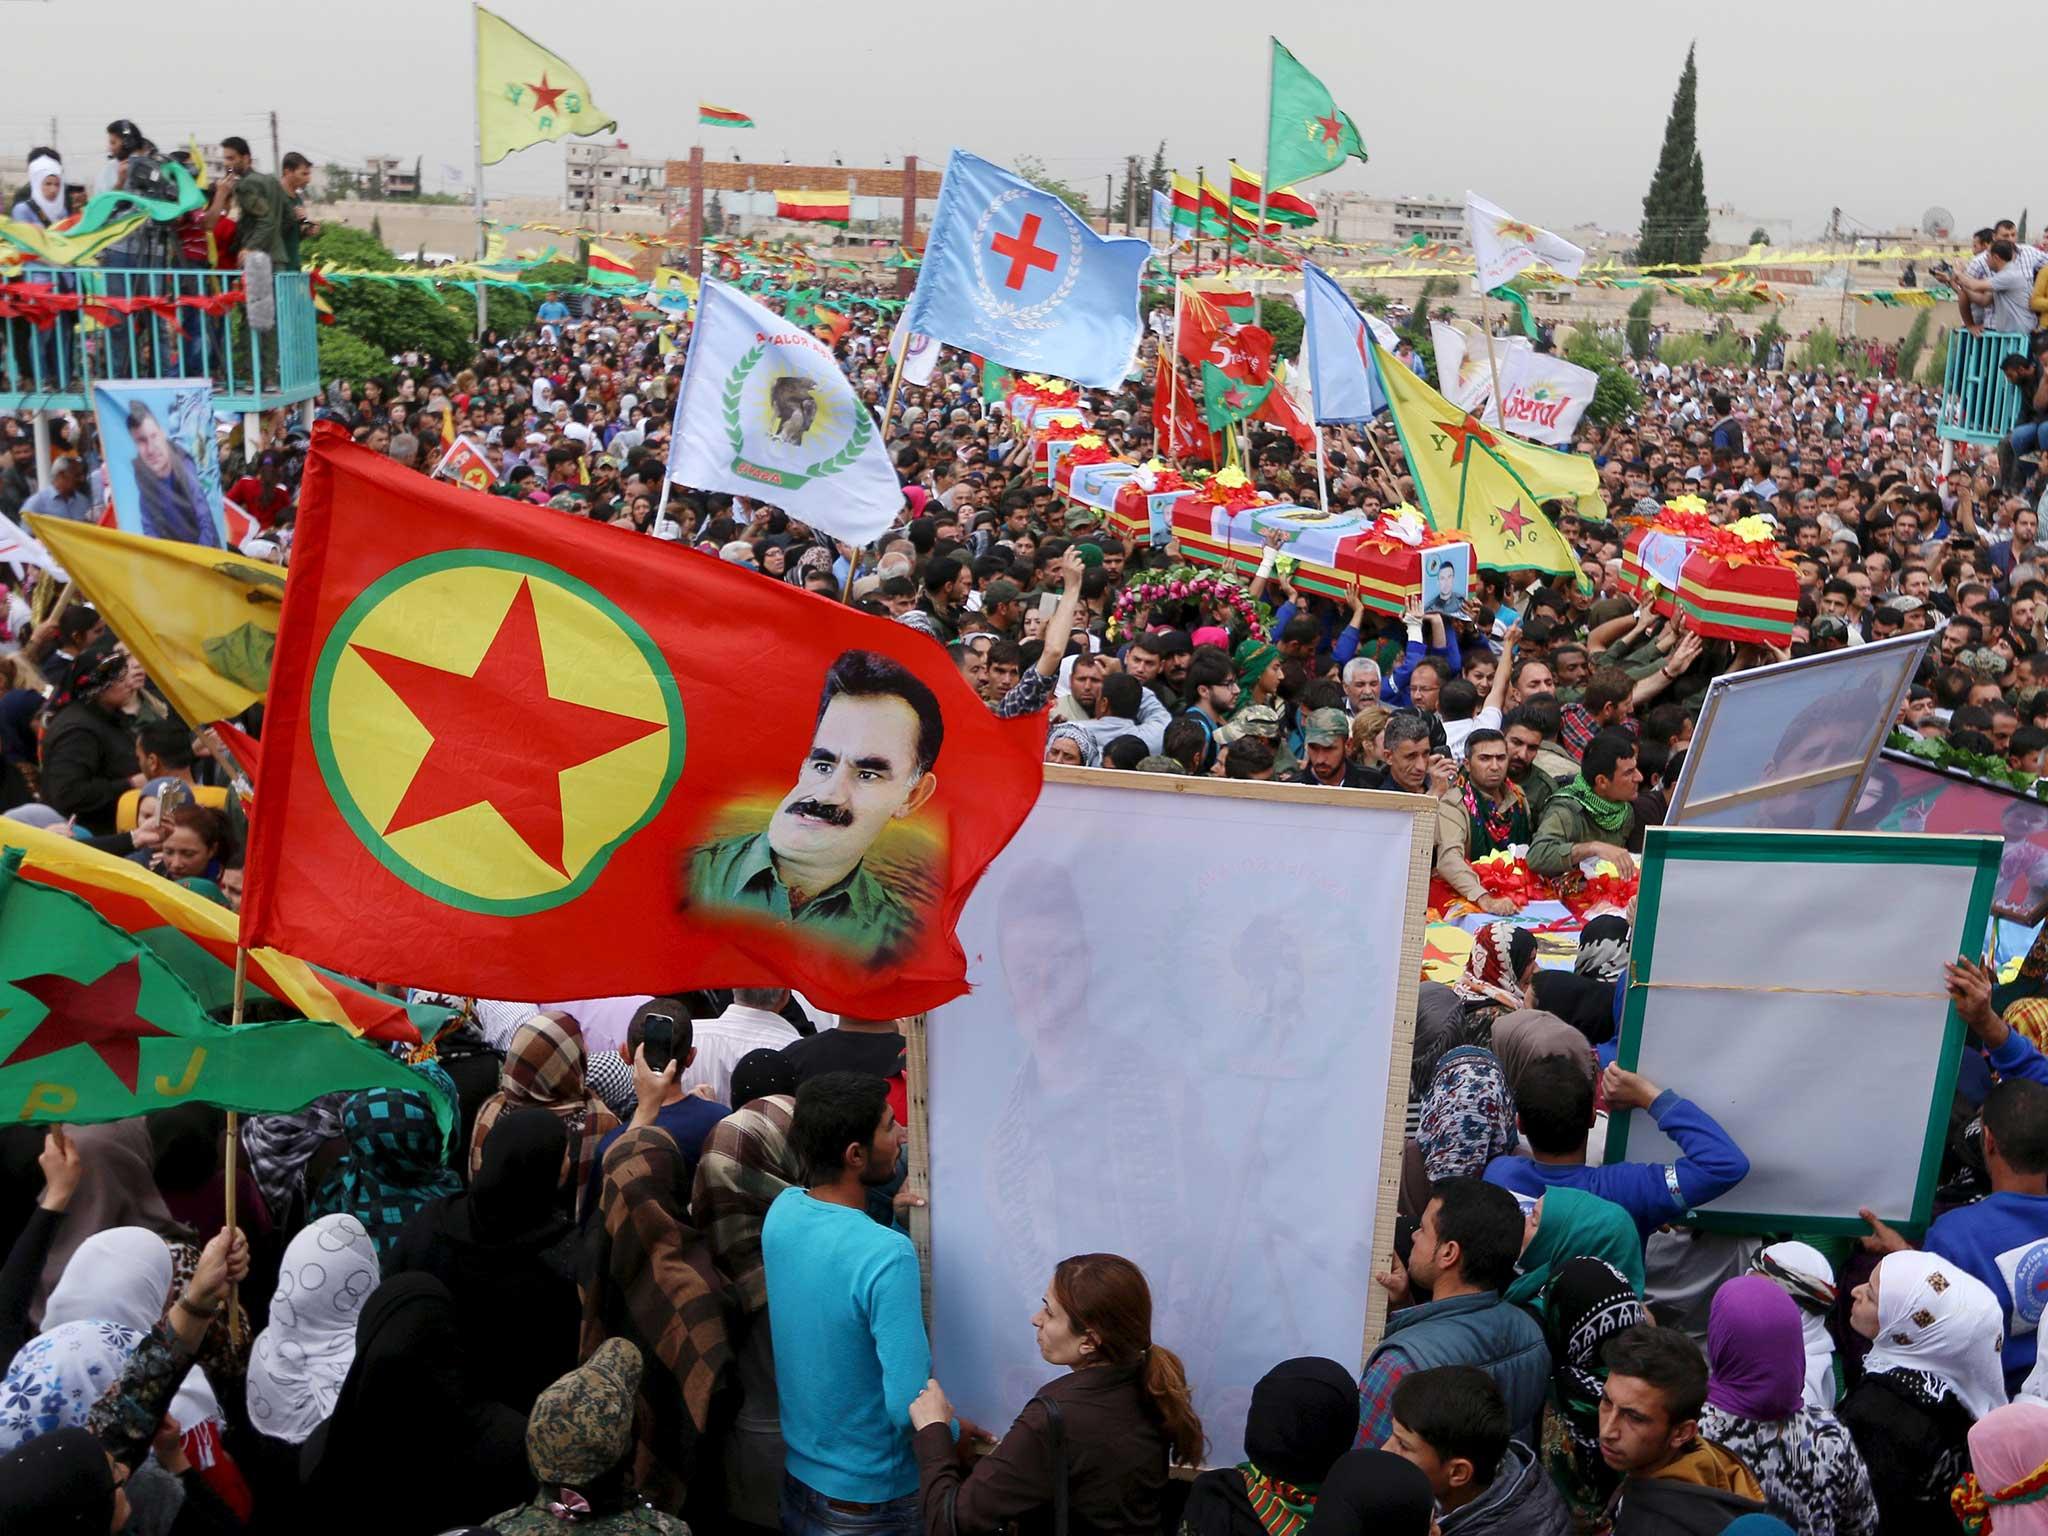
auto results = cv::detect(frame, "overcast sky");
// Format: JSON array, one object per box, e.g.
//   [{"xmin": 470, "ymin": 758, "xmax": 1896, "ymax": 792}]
[{"xmin": 2, "ymin": 0, "xmax": 2022, "ymax": 239}]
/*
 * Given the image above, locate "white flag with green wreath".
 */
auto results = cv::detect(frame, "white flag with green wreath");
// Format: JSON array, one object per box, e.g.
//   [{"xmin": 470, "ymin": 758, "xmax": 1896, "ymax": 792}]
[{"xmin": 666, "ymin": 279, "xmax": 902, "ymax": 542}]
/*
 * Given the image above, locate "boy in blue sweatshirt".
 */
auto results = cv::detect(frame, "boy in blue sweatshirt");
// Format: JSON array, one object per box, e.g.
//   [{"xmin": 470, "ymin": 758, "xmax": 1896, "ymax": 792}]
[
  {"xmin": 763, "ymin": 1070, "xmax": 928, "ymax": 1534},
  {"xmin": 1484, "ymin": 1057, "xmax": 1750, "ymax": 1239},
  {"xmin": 1863, "ymin": 956, "xmax": 2048, "ymax": 1392}
]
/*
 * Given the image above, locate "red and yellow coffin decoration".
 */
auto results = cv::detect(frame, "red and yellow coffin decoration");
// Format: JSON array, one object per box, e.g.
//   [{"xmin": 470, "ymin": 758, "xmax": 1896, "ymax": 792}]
[{"xmin": 1620, "ymin": 499, "xmax": 1797, "ymax": 644}]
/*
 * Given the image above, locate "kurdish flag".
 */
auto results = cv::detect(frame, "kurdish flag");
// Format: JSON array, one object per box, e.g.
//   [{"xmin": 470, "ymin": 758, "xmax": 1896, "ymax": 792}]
[
  {"xmin": 29, "ymin": 516, "xmax": 280, "ymax": 730},
  {"xmin": 587, "ymin": 242, "xmax": 639, "ymax": 283},
  {"xmin": 700, "ymin": 104, "xmax": 753, "ymax": 128},
  {"xmin": 241, "ymin": 425, "xmax": 1046, "ymax": 1016},
  {"xmin": 1266, "ymin": 38, "xmax": 1367, "ymax": 192},
  {"xmin": 0, "ymin": 847, "xmax": 444, "ymax": 1129},
  {"xmin": 776, "ymin": 190, "xmax": 851, "ymax": 227},
  {"xmin": 477, "ymin": 7, "xmax": 616, "ymax": 165},
  {"xmin": 0, "ymin": 817, "xmax": 434, "ymax": 1045},
  {"xmin": 1228, "ymin": 163, "xmax": 1318, "ymax": 226},
  {"xmin": 1369, "ymin": 340, "xmax": 1595, "ymax": 579}
]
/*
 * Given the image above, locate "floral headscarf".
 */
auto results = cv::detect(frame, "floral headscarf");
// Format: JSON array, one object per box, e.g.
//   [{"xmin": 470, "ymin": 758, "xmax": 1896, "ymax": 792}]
[{"xmin": 1416, "ymin": 1047, "xmax": 1516, "ymax": 1182}]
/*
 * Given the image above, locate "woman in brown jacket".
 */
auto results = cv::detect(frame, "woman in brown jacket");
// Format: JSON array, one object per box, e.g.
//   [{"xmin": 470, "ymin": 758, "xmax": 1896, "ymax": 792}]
[{"xmin": 909, "ymin": 1252, "xmax": 1205, "ymax": 1535}]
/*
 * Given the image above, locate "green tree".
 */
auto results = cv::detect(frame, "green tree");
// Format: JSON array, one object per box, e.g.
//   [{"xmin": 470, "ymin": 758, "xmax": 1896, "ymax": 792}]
[
  {"xmin": 1626, "ymin": 290, "xmax": 1658, "ymax": 358},
  {"xmin": 369, "ymin": 214, "xmax": 384, "ymax": 247},
  {"xmin": 317, "ymin": 325, "xmax": 392, "ymax": 387},
  {"xmin": 1923, "ymin": 329, "xmax": 1951, "ymax": 387},
  {"xmin": 1895, "ymin": 308, "xmax": 1932, "ymax": 382},
  {"xmin": 317, "ymin": 163, "xmax": 362, "ymax": 205},
  {"xmin": 1352, "ymin": 287, "xmax": 1392, "ymax": 314},
  {"xmin": 1795, "ymin": 322, "xmax": 1843, "ymax": 371},
  {"xmin": 1013, "ymin": 157, "xmax": 1092, "ymax": 219},
  {"xmin": 1637, "ymin": 45, "xmax": 1710, "ymax": 268},
  {"xmin": 1752, "ymin": 315, "xmax": 1786, "ymax": 367},
  {"xmin": 1565, "ymin": 332, "xmax": 1642, "ymax": 426},
  {"xmin": 300, "ymin": 224, "xmax": 399, "ymax": 272},
  {"xmin": 1259, "ymin": 295, "xmax": 1303, "ymax": 360},
  {"xmin": 1748, "ymin": 227, "xmax": 1770, "ymax": 246},
  {"xmin": 1148, "ymin": 141, "xmax": 1169, "ymax": 195}
]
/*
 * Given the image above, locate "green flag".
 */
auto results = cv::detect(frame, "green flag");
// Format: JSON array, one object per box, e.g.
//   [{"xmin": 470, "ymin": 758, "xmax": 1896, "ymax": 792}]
[
  {"xmin": 1266, "ymin": 38, "xmax": 1368, "ymax": 192},
  {"xmin": 0, "ymin": 850, "xmax": 450, "ymax": 1131},
  {"xmin": 1200, "ymin": 362, "xmax": 1276, "ymax": 429},
  {"xmin": 980, "ymin": 361, "xmax": 1015, "ymax": 405}
]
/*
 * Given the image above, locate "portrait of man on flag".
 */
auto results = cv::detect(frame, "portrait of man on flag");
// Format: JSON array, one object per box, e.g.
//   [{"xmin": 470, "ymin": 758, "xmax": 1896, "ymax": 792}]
[{"xmin": 686, "ymin": 648, "xmax": 948, "ymax": 966}]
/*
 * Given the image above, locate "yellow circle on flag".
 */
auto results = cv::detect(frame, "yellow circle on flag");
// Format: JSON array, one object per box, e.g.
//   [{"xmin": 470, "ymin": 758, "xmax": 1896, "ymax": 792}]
[{"xmin": 312, "ymin": 552, "xmax": 683, "ymax": 914}]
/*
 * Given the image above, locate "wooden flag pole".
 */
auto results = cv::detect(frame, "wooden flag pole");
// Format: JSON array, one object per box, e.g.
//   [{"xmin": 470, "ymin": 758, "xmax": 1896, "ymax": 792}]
[
  {"xmin": 470, "ymin": 3, "xmax": 488, "ymax": 339},
  {"xmin": 1479, "ymin": 288, "xmax": 1506, "ymax": 432},
  {"xmin": 222, "ymin": 944, "xmax": 246, "ymax": 1337}
]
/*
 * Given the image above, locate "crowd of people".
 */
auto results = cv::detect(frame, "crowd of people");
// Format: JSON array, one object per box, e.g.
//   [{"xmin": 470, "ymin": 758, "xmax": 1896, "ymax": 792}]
[{"xmin": 8, "ymin": 146, "xmax": 2048, "ymax": 1533}]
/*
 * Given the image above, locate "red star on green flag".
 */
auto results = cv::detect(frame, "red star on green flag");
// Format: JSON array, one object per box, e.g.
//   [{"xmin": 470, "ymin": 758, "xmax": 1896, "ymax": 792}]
[
  {"xmin": 1267, "ymin": 39, "xmax": 1368, "ymax": 189},
  {"xmin": 2, "ymin": 959, "xmax": 166, "ymax": 1093},
  {"xmin": 350, "ymin": 577, "xmax": 666, "ymax": 876}
]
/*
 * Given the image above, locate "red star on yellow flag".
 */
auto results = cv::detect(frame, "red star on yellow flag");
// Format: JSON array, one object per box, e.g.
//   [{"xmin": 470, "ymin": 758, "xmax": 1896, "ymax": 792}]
[
  {"xmin": 1496, "ymin": 500, "xmax": 1533, "ymax": 541},
  {"xmin": 526, "ymin": 74, "xmax": 566, "ymax": 114},
  {"xmin": 1434, "ymin": 414, "xmax": 1498, "ymax": 466}
]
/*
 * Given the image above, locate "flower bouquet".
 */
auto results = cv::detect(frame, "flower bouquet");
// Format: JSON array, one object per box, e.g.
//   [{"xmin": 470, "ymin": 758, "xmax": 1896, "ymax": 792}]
[{"xmin": 1106, "ymin": 563, "xmax": 1268, "ymax": 643}]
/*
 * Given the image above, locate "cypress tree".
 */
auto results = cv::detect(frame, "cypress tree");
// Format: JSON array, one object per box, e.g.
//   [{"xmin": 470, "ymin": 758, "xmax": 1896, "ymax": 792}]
[
  {"xmin": 1638, "ymin": 45, "xmax": 1709, "ymax": 268},
  {"xmin": 1149, "ymin": 141, "xmax": 1169, "ymax": 195}
]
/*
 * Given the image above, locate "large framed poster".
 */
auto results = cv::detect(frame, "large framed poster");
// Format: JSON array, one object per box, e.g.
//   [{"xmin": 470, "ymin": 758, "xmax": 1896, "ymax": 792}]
[{"xmin": 1608, "ymin": 825, "xmax": 1999, "ymax": 1235}]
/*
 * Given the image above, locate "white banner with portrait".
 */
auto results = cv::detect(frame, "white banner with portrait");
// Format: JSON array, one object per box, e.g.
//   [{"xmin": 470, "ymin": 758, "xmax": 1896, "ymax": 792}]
[{"xmin": 924, "ymin": 769, "xmax": 1430, "ymax": 1463}]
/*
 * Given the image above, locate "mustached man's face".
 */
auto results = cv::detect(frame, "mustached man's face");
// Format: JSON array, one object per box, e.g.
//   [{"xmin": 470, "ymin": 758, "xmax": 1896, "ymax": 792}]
[
  {"xmin": 769, "ymin": 693, "xmax": 935, "ymax": 876},
  {"xmin": 131, "ymin": 414, "xmax": 174, "ymax": 478}
]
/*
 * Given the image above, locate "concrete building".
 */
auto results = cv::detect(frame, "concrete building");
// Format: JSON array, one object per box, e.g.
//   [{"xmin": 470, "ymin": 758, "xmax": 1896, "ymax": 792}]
[
  {"xmin": 1316, "ymin": 191, "xmax": 1463, "ymax": 246},
  {"xmin": 364, "ymin": 154, "xmax": 419, "ymax": 199},
  {"xmin": 567, "ymin": 142, "xmax": 668, "ymax": 212}
]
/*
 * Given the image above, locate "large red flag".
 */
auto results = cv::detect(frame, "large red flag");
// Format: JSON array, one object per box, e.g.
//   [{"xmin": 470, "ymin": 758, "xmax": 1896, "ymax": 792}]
[{"xmin": 242, "ymin": 426, "xmax": 1046, "ymax": 1015}]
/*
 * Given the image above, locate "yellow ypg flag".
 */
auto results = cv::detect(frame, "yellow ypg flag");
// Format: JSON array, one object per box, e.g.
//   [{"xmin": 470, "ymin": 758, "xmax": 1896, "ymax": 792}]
[
  {"xmin": 1369, "ymin": 342, "xmax": 1596, "ymax": 579},
  {"xmin": 477, "ymin": 7, "xmax": 617, "ymax": 165},
  {"xmin": 28, "ymin": 517, "xmax": 281, "ymax": 727}
]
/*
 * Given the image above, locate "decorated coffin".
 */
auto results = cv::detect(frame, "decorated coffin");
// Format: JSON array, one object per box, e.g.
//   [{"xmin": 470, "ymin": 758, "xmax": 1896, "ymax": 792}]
[{"xmin": 1620, "ymin": 501, "xmax": 1798, "ymax": 644}]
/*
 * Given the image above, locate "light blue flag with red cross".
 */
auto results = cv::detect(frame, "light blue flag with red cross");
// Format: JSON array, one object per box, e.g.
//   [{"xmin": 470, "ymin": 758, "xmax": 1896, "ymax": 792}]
[{"xmin": 906, "ymin": 149, "xmax": 1150, "ymax": 391}]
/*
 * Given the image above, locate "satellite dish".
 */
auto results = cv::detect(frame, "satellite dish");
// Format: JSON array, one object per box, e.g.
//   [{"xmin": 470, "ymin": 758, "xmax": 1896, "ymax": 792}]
[{"xmin": 1923, "ymin": 206, "xmax": 1955, "ymax": 240}]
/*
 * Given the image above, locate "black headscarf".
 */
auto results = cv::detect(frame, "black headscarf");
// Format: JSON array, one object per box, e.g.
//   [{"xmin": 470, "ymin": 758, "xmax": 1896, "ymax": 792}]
[
  {"xmin": 49, "ymin": 632, "xmax": 124, "ymax": 713},
  {"xmin": 0, "ymin": 1426, "xmax": 114, "ymax": 1533},
  {"xmin": 1530, "ymin": 970, "xmax": 1619, "ymax": 1047},
  {"xmin": 383, "ymin": 1110, "xmax": 578, "ymax": 1412},
  {"xmin": 1244, "ymin": 1357, "xmax": 1361, "ymax": 1489},
  {"xmin": 1305, "ymin": 1450, "xmax": 1435, "ymax": 1535},
  {"xmin": 729, "ymin": 1048, "xmax": 798, "ymax": 1110},
  {"xmin": 299, "ymin": 1274, "xmax": 528, "ymax": 1534}
]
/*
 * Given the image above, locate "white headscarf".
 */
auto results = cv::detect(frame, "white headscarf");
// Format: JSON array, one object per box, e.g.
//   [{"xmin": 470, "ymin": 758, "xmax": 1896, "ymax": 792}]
[
  {"xmin": 26, "ymin": 156, "xmax": 64, "ymax": 227},
  {"xmin": 1863, "ymin": 1249, "xmax": 2008, "ymax": 1423},
  {"xmin": 0, "ymin": 1227, "xmax": 171, "ymax": 1451},
  {"xmin": 245, "ymin": 1214, "xmax": 380, "ymax": 1445},
  {"xmin": 1752, "ymin": 1240, "xmax": 1839, "ymax": 1412}
]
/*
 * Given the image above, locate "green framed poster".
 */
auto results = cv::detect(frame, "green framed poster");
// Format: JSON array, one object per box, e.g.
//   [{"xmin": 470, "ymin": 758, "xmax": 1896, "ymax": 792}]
[{"xmin": 1607, "ymin": 825, "xmax": 2000, "ymax": 1237}]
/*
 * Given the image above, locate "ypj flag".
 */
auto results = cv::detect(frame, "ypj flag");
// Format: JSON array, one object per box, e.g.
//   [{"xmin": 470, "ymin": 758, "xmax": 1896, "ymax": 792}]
[
  {"xmin": 668, "ymin": 279, "xmax": 904, "ymax": 545},
  {"xmin": 1266, "ymin": 39, "xmax": 1368, "ymax": 193},
  {"xmin": 476, "ymin": 7, "xmax": 616, "ymax": 165},
  {"xmin": 1300, "ymin": 261, "xmax": 1398, "ymax": 424},
  {"xmin": 1368, "ymin": 341, "xmax": 1595, "ymax": 580},
  {"xmin": 242, "ymin": 426, "xmax": 1047, "ymax": 1018},
  {"xmin": 909, "ymin": 149, "xmax": 1149, "ymax": 390},
  {"xmin": 1466, "ymin": 190, "xmax": 1587, "ymax": 292},
  {"xmin": 0, "ymin": 848, "xmax": 446, "ymax": 1130}
]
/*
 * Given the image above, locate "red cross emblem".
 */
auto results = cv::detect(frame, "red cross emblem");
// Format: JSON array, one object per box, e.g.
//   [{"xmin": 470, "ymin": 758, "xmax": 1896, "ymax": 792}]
[{"xmin": 990, "ymin": 213, "xmax": 1059, "ymax": 291}]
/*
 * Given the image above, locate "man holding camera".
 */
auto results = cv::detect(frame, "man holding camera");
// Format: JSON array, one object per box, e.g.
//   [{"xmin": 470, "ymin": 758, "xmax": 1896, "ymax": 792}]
[{"xmin": 578, "ymin": 997, "xmax": 732, "ymax": 1219}]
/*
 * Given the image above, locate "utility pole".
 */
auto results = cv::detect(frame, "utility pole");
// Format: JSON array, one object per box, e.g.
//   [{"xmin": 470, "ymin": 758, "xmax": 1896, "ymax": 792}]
[
  {"xmin": 1103, "ymin": 173, "xmax": 1112, "ymax": 235},
  {"xmin": 269, "ymin": 110, "xmax": 280, "ymax": 172},
  {"xmin": 1124, "ymin": 155, "xmax": 1138, "ymax": 235}
]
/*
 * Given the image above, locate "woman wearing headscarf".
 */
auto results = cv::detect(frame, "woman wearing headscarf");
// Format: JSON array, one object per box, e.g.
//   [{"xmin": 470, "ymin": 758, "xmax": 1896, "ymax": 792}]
[
  {"xmin": 245, "ymin": 1215, "xmax": 380, "ymax": 1447},
  {"xmin": 38, "ymin": 635, "xmax": 147, "ymax": 836},
  {"xmin": 1300, "ymin": 1448, "xmax": 1435, "ymax": 1535},
  {"xmin": 485, "ymin": 1338, "xmax": 689, "ymax": 1534},
  {"xmin": 1504, "ymin": 1187, "xmax": 1645, "ymax": 1311},
  {"xmin": 1695, "ymin": 1276, "xmax": 1879, "ymax": 1536},
  {"xmin": 1401, "ymin": 1048, "xmax": 1516, "ymax": 1223},
  {"xmin": 469, "ymin": 1014, "xmax": 619, "ymax": 1222},
  {"xmin": 238, "ymin": 1093, "xmax": 348, "ymax": 1233},
  {"xmin": 1954, "ymin": 1400, "xmax": 2048, "ymax": 1536},
  {"xmin": 1539, "ymin": 1256, "xmax": 1649, "ymax": 1529},
  {"xmin": 1179, "ymin": 1357, "xmax": 1359, "ymax": 1536},
  {"xmin": 299, "ymin": 1274, "xmax": 529, "ymax": 1536},
  {"xmin": 28, "ymin": 1118, "xmax": 190, "ymax": 1328},
  {"xmin": 387, "ymin": 1108, "xmax": 578, "ymax": 1412},
  {"xmin": 690, "ymin": 1091, "xmax": 798, "ymax": 1530},
  {"xmin": 580, "ymin": 1126, "xmax": 733, "ymax": 1516},
  {"xmin": 1044, "ymin": 720, "xmax": 1103, "ymax": 768},
  {"xmin": 305, "ymin": 1083, "xmax": 463, "ymax": 1258},
  {"xmin": 1406, "ymin": 982, "xmax": 1471, "ymax": 1137},
  {"xmin": 0, "ymin": 1227, "xmax": 170, "ymax": 1451},
  {"xmin": 1453, "ymin": 922, "xmax": 1536, "ymax": 1040},
  {"xmin": 1747, "ymin": 1243, "xmax": 1840, "ymax": 1413},
  {"xmin": 1490, "ymin": 1010, "xmax": 1596, "ymax": 1100},
  {"xmin": 1837, "ymin": 1250, "xmax": 2005, "ymax": 1535}
]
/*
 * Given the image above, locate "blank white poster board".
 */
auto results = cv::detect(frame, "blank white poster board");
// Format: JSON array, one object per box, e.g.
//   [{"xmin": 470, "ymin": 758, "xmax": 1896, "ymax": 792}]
[
  {"xmin": 1665, "ymin": 633, "xmax": 1931, "ymax": 830},
  {"xmin": 1609, "ymin": 826, "xmax": 1999, "ymax": 1234},
  {"xmin": 925, "ymin": 768, "xmax": 1431, "ymax": 1462}
]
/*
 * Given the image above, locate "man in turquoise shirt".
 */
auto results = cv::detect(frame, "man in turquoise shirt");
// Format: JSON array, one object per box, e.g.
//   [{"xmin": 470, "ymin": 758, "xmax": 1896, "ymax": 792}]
[{"xmin": 763, "ymin": 1071, "xmax": 928, "ymax": 1534}]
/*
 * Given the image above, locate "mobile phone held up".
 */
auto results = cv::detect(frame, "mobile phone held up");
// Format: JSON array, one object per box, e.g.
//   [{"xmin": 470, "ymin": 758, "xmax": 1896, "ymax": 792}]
[{"xmin": 640, "ymin": 1012, "xmax": 678, "ymax": 1074}]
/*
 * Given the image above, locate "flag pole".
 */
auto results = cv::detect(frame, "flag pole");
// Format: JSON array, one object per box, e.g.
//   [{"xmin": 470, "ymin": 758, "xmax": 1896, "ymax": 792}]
[
  {"xmin": 471, "ymin": 3, "xmax": 489, "ymax": 340},
  {"xmin": 222, "ymin": 944, "xmax": 246, "ymax": 1337},
  {"xmin": 1479, "ymin": 288, "xmax": 1505, "ymax": 430},
  {"xmin": 1303, "ymin": 278, "xmax": 1330, "ymax": 514},
  {"xmin": 1256, "ymin": 38, "xmax": 1274, "ymax": 301},
  {"xmin": 1167, "ymin": 280, "xmax": 1182, "ymax": 460}
]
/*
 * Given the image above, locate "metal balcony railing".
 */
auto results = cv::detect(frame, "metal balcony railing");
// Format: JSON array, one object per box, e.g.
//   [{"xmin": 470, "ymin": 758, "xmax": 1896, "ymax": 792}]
[
  {"xmin": 0, "ymin": 264, "xmax": 321, "ymax": 415},
  {"xmin": 1938, "ymin": 328, "xmax": 2030, "ymax": 447}
]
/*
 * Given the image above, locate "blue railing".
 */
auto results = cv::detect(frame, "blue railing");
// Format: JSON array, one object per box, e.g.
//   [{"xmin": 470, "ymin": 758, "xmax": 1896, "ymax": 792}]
[
  {"xmin": 1938, "ymin": 328, "xmax": 2029, "ymax": 447},
  {"xmin": 0, "ymin": 264, "xmax": 320, "ymax": 415}
]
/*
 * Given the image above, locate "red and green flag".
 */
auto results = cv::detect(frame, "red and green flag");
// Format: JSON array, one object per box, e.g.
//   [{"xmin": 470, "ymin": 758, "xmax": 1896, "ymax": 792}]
[
  {"xmin": 977, "ymin": 356, "xmax": 1014, "ymax": 405},
  {"xmin": 0, "ymin": 848, "xmax": 448, "ymax": 1129},
  {"xmin": 1201, "ymin": 362, "xmax": 1276, "ymax": 428},
  {"xmin": 240, "ymin": 426, "xmax": 1048, "ymax": 1017},
  {"xmin": 699, "ymin": 104, "xmax": 753, "ymax": 128},
  {"xmin": 1227, "ymin": 162, "xmax": 1318, "ymax": 226},
  {"xmin": 1266, "ymin": 38, "xmax": 1368, "ymax": 192}
]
